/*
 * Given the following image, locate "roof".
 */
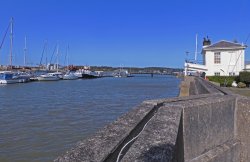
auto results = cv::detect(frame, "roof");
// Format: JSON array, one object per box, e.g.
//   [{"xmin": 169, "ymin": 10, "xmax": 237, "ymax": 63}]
[{"xmin": 203, "ymin": 40, "xmax": 247, "ymax": 51}]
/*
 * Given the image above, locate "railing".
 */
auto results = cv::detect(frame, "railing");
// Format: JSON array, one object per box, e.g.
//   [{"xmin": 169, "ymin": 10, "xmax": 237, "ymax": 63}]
[{"xmin": 185, "ymin": 59, "xmax": 204, "ymax": 65}]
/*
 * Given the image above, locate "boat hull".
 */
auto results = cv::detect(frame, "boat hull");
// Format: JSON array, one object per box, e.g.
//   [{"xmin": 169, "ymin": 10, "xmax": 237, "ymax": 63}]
[
  {"xmin": 37, "ymin": 76, "xmax": 60, "ymax": 81},
  {"xmin": 63, "ymin": 75, "xmax": 78, "ymax": 80},
  {"xmin": 0, "ymin": 79, "xmax": 23, "ymax": 84},
  {"xmin": 82, "ymin": 74, "xmax": 99, "ymax": 79}
]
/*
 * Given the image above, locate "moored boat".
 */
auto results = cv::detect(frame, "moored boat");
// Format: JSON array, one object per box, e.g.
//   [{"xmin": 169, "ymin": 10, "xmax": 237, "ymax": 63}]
[
  {"xmin": 113, "ymin": 69, "xmax": 132, "ymax": 78},
  {"xmin": 51, "ymin": 72, "xmax": 63, "ymax": 79},
  {"xmin": 75, "ymin": 66, "xmax": 100, "ymax": 79},
  {"xmin": 63, "ymin": 72, "xmax": 78, "ymax": 80},
  {"xmin": 37, "ymin": 73, "xmax": 60, "ymax": 81},
  {"xmin": 0, "ymin": 71, "xmax": 26, "ymax": 84}
]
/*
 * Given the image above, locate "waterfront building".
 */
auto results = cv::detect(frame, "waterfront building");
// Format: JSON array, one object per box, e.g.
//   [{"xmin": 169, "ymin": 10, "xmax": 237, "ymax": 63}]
[{"xmin": 184, "ymin": 38, "xmax": 247, "ymax": 76}]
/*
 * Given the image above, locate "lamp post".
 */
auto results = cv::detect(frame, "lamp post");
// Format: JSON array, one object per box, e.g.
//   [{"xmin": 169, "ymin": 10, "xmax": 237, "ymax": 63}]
[{"xmin": 220, "ymin": 69, "xmax": 227, "ymax": 86}]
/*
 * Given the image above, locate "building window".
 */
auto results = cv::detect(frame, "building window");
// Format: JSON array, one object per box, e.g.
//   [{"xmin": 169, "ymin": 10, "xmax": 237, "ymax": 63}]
[
  {"xmin": 229, "ymin": 72, "xmax": 235, "ymax": 76},
  {"xmin": 214, "ymin": 52, "xmax": 221, "ymax": 64},
  {"xmin": 214, "ymin": 72, "xmax": 220, "ymax": 76}
]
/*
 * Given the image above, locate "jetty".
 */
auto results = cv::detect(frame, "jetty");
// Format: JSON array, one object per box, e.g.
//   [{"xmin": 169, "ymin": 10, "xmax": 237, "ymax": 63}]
[{"xmin": 55, "ymin": 76, "xmax": 250, "ymax": 162}]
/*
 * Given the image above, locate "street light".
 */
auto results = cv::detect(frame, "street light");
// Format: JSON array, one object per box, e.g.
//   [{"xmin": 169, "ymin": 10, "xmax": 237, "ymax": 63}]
[{"xmin": 220, "ymin": 69, "xmax": 227, "ymax": 86}]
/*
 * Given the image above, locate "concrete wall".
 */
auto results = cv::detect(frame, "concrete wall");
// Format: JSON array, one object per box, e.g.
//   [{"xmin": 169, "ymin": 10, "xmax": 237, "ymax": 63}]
[
  {"xmin": 55, "ymin": 77, "xmax": 250, "ymax": 162},
  {"xmin": 236, "ymin": 98, "xmax": 250, "ymax": 162},
  {"xmin": 173, "ymin": 95, "xmax": 238, "ymax": 162}
]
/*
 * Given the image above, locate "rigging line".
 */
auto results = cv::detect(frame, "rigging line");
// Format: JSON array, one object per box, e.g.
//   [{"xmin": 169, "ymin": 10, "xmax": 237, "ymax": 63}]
[
  {"xmin": 0, "ymin": 23, "xmax": 10, "ymax": 49},
  {"xmin": 244, "ymin": 33, "xmax": 250, "ymax": 44},
  {"xmin": 63, "ymin": 45, "xmax": 69, "ymax": 67},
  {"xmin": 226, "ymin": 52, "xmax": 233, "ymax": 75},
  {"xmin": 50, "ymin": 44, "xmax": 57, "ymax": 64},
  {"xmin": 64, "ymin": 45, "xmax": 70, "ymax": 68},
  {"xmin": 230, "ymin": 35, "xmax": 250, "ymax": 74},
  {"xmin": 53, "ymin": 45, "xmax": 59, "ymax": 64},
  {"xmin": 39, "ymin": 42, "xmax": 47, "ymax": 66}
]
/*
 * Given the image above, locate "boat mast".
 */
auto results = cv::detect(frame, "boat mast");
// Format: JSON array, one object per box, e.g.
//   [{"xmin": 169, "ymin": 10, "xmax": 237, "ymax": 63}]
[
  {"xmin": 67, "ymin": 45, "xmax": 69, "ymax": 70},
  {"xmin": 45, "ymin": 40, "xmax": 47, "ymax": 70},
  {"xmin": 9, "ymin": 17, "xmax": 13, "ymax": 69},
  {"xmin": 195, "ymin": 34, "xmax": 198, "ymax": 63},
  {"xmin": 56, "ymin": 44, "xmax": 59, "ymax": 72},
  {"xmin": 24, "ymin": 36, "xmax": 27, "ymax": 66}
]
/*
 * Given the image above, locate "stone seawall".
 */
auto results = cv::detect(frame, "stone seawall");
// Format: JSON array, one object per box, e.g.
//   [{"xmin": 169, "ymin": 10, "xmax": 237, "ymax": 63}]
[{"xmin": 55, "ymin": 77, "xmax": 250, "ymax": 162}]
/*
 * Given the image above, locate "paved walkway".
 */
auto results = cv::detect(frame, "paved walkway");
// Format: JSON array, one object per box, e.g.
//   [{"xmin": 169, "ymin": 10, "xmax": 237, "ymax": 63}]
[{"xmin": 224, "ymin": 87, "xmax": 250, "ymax": 97}]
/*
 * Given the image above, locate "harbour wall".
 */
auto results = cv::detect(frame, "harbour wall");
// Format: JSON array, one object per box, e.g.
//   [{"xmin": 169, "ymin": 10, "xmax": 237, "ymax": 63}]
[{"xmin": 55, "ymin": 77, "xmax": 250, "ymax": 162}]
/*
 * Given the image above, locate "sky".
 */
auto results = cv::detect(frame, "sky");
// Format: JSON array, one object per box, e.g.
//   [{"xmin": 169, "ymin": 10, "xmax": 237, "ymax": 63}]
[{"xmin": 0, "ymin": 0, "xmax": 249, "ymax": 68}]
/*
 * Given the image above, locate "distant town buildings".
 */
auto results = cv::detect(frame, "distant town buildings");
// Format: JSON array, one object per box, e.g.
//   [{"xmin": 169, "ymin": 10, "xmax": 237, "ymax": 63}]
[{"xmin": 184, "ymin": 38, "xmax": 248, "ymax": 76}]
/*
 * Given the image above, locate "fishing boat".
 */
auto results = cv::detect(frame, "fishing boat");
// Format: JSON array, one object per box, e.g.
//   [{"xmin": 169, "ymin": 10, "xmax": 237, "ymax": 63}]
[
  {"xmin": 37, "ymin": 73, "xmax": 60, "ymax": 81},
  {"xmin": 0, "ymin": 71, "xmax": 26, "ymax": 84}
]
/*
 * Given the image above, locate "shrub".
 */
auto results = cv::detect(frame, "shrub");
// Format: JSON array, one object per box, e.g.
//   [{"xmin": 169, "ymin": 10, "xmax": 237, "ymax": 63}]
[
  {"xmin": 237, "ymin": 82, "xmax": 246, "ymax": 88},
  {"xmin": 239, "ymin": 71, "xmax": 250, "ymax": 84},
  {"xmin": 207, "ymin": 76, "xmax": 238, "ymax": 87}
]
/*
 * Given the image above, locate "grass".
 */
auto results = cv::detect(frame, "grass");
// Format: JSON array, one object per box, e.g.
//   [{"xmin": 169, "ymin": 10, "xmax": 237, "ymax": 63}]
[
  {"xmin": 226, "ymin": 87, "xmax": 250, "ymax": 97},
  {"xmin": 207, "ymin": 76, "xmax": 238, "ymax": 87}
]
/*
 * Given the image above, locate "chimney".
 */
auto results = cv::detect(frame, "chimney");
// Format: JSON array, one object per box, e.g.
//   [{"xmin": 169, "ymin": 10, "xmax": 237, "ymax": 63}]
[{"xmin": 203, "ymin": 36, "xmax": 211, "ymax": 48}]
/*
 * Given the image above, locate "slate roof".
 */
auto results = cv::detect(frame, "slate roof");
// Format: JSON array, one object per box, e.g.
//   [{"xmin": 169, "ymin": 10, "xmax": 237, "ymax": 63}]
[{"xmin": 203, "ymin": 40, "xmax": 247, "ymax": 50}]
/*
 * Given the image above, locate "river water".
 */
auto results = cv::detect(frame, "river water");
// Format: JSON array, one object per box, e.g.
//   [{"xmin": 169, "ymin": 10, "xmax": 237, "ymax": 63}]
[{"xmin": 0, "ymin": 74, "xmax": 181, "ymax": 162}]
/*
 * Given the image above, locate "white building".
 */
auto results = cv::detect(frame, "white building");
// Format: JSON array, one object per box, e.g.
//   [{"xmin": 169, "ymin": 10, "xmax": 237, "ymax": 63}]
[{"xmin": 184, "ymin": 39, "xmax": 247, "ymax": 76}]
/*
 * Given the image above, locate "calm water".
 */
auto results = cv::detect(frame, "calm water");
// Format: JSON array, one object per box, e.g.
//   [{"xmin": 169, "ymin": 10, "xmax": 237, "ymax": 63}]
[{"xmin": 0, "ymin": 75, "xmax": 181, "ymax": 162}]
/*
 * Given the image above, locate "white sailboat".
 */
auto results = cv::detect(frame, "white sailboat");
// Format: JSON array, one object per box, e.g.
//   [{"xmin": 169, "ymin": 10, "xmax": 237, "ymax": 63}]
[
  {"xmin": 0, "ymin": 18, "xmax": 28, "ymax": 84},
  {"xmin": 0, "ymin": 71, "xmax": 26, "ymax": 84},
  {"xmin": 37, "ymin": 45, "xmax": 61, "ymax": 81},
  {"xmin": 37, "ymin": 73, "xmax": 60, "ymax": 81},
  {"xmin": 63, "ymin": 45, "xmax": 78, "ymax": 80},
  {"xmin": 63, "ymin": 72, "xmax": 78, "ymax": 80}
]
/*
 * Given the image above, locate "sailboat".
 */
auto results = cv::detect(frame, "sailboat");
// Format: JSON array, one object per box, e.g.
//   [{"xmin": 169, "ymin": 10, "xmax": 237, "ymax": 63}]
[
  {"xmin": 63, "ymin": 72, "xmax": 78, "ymax": 80},
  {"xmin": 37, "ymin": 44, "xmax": 61, "ymax": 81},
  {"xmin": 63, "ymin": 45, "xmax": 78, "ymax": 80},
  {"xmin": 0, "ymin": 71, "xmax": 26, "ymax": 84},
  {"xmin": 37, "ymin": 73, "xmax": 60, "ymax": 81},
  {"xmin": 0, "ymin": 18, "xmax": 29, "ymax": 84}
]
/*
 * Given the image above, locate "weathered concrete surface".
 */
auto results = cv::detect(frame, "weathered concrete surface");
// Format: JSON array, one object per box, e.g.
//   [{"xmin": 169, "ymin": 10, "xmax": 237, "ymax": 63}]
[
  {"xmin": 179, "ymin": 76, "xmax": 221, "ymax": 96},
  {"xmin": 144, "ymin": 93, "xmax": 223, "ymax": 106},
  {"xmin": 121, "ymin": 105, "xmax": 183, "ymax": 162},
  {"xmin": 174, "ymin": 95, "xmax": 236, "ymax": 161},
  {"xmin": 236, "ymin": 97, "xmax": 250, "ymax": 162},
  {"xmin": 188, "ymin": 139, "xmax": 241, "ymax": 162},
  {"xmin": 54, "ymin": 103, "xmax": 156, "ymax": 162},
  {"xmin": 194, "ymin": 77, "xmax": 226, "ymax": 95},
  {"xmin": 184, "ymin": 95, "xmax": 236, "ymax": 161},
  {"xmin": 179, "ymin": 76, "xmax": 193, "ymax": 97}
]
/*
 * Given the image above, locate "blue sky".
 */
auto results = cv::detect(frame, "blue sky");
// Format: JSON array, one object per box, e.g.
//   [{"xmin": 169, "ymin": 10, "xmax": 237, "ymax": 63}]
[{"xmin": 0, "ymin": 0, "xmax": 249, "ymax": 68}]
